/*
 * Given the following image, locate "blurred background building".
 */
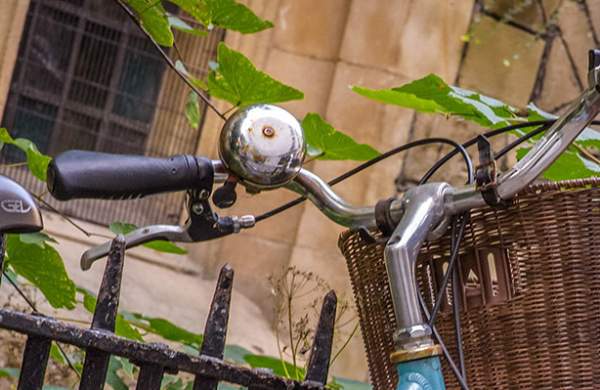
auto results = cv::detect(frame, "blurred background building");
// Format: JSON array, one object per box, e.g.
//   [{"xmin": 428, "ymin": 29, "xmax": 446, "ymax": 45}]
[{"xmin": 0, "ymin": 0, "xmax": 595, "ymax": 382}]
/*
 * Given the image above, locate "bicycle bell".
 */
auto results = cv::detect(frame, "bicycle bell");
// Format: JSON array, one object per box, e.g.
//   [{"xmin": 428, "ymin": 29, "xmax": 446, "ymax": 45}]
[{"xmin": 219, "ymin": 104, "xmax": 305, "ymax": 191}]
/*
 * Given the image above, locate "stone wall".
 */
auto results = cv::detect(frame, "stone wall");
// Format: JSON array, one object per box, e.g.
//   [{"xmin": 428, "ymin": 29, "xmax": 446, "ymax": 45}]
[{"xmin": 193, "ymin": 0, "xmax": 600, "ymax": 380}]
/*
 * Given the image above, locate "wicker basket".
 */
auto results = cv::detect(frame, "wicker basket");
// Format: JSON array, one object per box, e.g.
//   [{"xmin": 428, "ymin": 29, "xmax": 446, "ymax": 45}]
[{"xmin": 339, "ymin": 179, "xmax": 600, "ymax": 390}]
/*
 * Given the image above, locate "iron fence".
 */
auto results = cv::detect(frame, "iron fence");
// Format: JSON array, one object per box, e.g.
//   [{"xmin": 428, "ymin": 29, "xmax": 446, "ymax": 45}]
[{"xmin": 0, "ymin": 237, "xmax": 336, "ymax": 389}]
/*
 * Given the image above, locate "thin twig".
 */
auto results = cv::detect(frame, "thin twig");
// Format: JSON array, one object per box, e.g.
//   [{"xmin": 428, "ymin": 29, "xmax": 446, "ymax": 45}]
[
  {"xmin": 0, "ymin": 162, "xmax": 28, "ymax": 168},
  {"xmin": 115, "ymin": 0, "xmax": 226, "ymax": 121},
  {"xmin": 329, "ymin": 321, "xmax": 359, "ymax": 368},
  {"xmin": 31, "ymin": 194, "xmax": 91, "ymax": 237},
  {"xmin": 574, "ymin": 143, "xmax": 600, "ymax": 166},
  {"xmin": 3, "ymin": 271, "xmax": 81, "ymax": 379}
]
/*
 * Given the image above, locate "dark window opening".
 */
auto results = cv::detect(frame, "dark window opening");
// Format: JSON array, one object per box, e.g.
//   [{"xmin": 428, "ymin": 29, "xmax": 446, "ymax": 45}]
[{"xmin": 1, "ymin": 0, "xmax": 224, "ymax": 226}]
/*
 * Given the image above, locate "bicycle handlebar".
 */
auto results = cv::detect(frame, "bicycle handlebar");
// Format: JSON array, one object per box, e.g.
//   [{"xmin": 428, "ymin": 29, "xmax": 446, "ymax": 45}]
[{"xmin": 47, "ymin": 150, "xmax": 216, "ymax": 200}]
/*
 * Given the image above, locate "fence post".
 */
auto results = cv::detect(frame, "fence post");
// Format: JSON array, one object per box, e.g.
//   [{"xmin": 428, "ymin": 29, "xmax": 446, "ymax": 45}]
[
  {"xmin": 192, "ymin": 264, "xmax": 234, "ymax": 390},
  {"xmin": 79, "ymin": 236, "xmax": 125, "ymax": 390},
  {"xmin": 305, "ymin": 290, "xmax": 337, "ymax": 385}
]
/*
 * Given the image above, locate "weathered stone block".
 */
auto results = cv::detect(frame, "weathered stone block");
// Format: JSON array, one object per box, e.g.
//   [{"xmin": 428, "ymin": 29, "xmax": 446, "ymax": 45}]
[
  {"xmin": 273, "ymin": 0, "xmax": 350, "ymax": 60},
  {"xmin": 340, "ymin": 0, "xmax": 474, "ymax": 80},
  {"xmin": 460, "ymin": 15, "xmax": 545, "ymax": 107},
  {"xmin": 264, "ymin": 48, "xmax": 336, "ymax": 117}
]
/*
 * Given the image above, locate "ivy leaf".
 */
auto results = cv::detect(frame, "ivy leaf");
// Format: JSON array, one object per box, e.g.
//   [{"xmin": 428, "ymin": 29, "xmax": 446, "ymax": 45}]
[
  {"xmin": 223, "ymin": 344, "xmax": 252, "ymax": 364},
  {"xmin": 330, "ymin": 377, "xmax": 373, "ymax": 390},
  {"xmin": 302, "ymin": 113, "xmax": 380, "ymax": 161},
  {"xmin": 517, "ymin": 146, "xmax": 600, "ymax": 181},
  {"xmin": 125, "ymin": 0, "xmax": 173, "ymax": 46},
  {"xmin": 168, "ymin": 14, "xmax": 207, "ymax": 37},
  {"xmin": 109, "ymin": 222, "xmax": 187, "ymax": 255},
  {"xmin": 77, "ymin": 288, "xmax": 144, "ymax": 341},
  {"xmin": 122, "ymin": 311, "xmax": 203, "ymax": 347},
  {"xmin": 5, "ymin": 235, "xmax": 76, "ymax": 309},
  {"xmin": 169, "ymin": 0, "xmax": 273, "ymax": 33},
  {"xmin": 185, "ymin": 91, "xmax": 202, "ymax": 129},
  {"xmin": 0, "ymin": 367, "xmax": 19, "ymax": 378},
  {"xmin": 106, "ymin": 357, "xmax": 130, "ymax": 390},
  {"xmin": 352, "ymin": 74, "xmax": 519, "ymax": 128},
  {"xmin": 19, "ymin": 232, "xmax": 57, "ymax": 248},
  {"xmin": 0, "ymin": 128, "xmax": 51, "ymax": 181},
  {"xmin": 244, "ymin": 355, "xmax": 304, "ymax": 379},
  {"xmin": 208, "ymin": 43, "xmax": 303, "ymax": 106}
]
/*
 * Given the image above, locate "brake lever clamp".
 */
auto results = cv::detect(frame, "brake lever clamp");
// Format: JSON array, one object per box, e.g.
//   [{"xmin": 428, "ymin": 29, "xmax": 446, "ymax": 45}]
[{"xmin": 80, "ymin": 188, "xmax": 255, "ymax": 270}]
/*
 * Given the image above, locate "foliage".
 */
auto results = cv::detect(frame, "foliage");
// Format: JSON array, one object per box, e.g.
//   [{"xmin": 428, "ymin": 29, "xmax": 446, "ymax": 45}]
[
  {"xmin": 0, "ymin": 128, "xmax": 51, "ymax": 181},
  {"xmin": 207, "ymin": 43, "xmax": 304, "ymax": 107},
  {"xmin": 354, "ymin": 75, "xmax": 600, "ymax": 180},
  {"xmin": 302, "ymin": 114, "xmax": 380, "ymax": 160},
  {"xmin": 5, "ymin": 234, "xmax": 76, "ymax": 309},
  {"xmin": 353, "ymin": 74, "xmax": 519, "ymax": 128},
  {"xmin": 4, "ymin": 0, "xmax": 597, "ymax": 388}
]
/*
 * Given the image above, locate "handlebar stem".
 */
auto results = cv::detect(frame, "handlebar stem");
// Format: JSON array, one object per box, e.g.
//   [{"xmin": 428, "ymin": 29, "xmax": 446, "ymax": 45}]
[{"xmin": 384, "ymin": 182, "xmax": 450, "ymax": 350}]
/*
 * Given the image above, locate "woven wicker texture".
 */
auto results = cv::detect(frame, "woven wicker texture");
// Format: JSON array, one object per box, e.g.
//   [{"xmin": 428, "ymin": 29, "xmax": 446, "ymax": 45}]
[{"xmin": 338, "ymin": 179, "xmax": 600, "ymax": 389}]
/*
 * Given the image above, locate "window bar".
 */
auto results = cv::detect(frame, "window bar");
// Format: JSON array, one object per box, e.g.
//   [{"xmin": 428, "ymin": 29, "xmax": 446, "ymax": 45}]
[{"xmin": 79, "ymin": 235, "xmax": 125, "ymax": 389}]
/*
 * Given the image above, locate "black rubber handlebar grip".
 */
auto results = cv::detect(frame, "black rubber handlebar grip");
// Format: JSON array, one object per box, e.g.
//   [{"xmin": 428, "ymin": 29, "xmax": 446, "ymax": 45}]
[{"xmin": 47, "ymin": 150, "xmax": 214, "ymax": 200}]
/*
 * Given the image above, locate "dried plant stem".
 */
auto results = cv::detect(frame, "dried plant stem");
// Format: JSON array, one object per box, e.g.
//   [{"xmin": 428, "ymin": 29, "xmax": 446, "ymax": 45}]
[{"xmin": 329, "ymin": 321, "xmax": 360, "ymax": 369}]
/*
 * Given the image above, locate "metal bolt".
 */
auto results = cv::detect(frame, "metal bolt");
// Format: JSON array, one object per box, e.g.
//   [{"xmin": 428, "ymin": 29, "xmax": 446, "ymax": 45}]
[
  {"xmin": 262, "ymin": 126, "xmax": 275, "ymax": 138},
  {"xmin": 192, "ymin": 203, "xmax": 204, "ymax": 215}
]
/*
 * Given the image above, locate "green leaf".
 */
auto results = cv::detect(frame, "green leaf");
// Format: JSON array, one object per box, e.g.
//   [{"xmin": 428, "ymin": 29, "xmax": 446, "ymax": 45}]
[
  {"xmin": 352, "ymin": 74, "xmax": 518, "ymax": 128},
  {"xmin": 208, "ymin": 43, "xmax": 303, "ymax": 106},
  {"xmin": 122, "ymin": 311, "xmax": 203, "ymax": 347},
  {"xmin": 77, "ymin": 288, "xmax": 144, "ymax": 341},
  {"xmin": 19, "ymin": 232, "xmax": 57, "ymax": 248},
  {"xmin": 49, "ymin": 343, "xmax": 67, "ymax": 366},
  {"xmin": 185, "ymin": 91, "xmax": 202, "ymax": 129},
  {"xmin": 244, "ymin": 354, "xmax": 304, "ymax": 379},
  {"xmin": 125, "ymin": 0, "xmax": 174, "ymax": 46},
  {"xmin": 0, "ymin": 367, "xmax": 19, "ymax": 378},
  {"xmin": 168, "ymin": 14, "xmax": 207, "ymax": 37},
  {"xmin": 106, "ymin": 356, "xmax": 130, "ymax": 390},
  {"xmin": 517, "ymin": 146, "xmax": 600, "ymax": 181},
  {"xmin": 223, "ymin": 344, "xmax": 252, "ymax": 364},
  {"xmin": 169, "ymin": 0, "xmax": 273, "ymax": 33},
  {"xmin": 109, "ymin": 222, "xmax": 187, "ymax": 255},
  {"xmin": 0, "ymin": 128, "xmax": 52, "ymax": 181},
  {"xmin": 302, "ymin": 113, "xmax": 380, "ymax": 161},
  {"xmin": 5, "ymin": 235, "xmax": 76, "ymax": 309},
  {"xmin": 329, "ymin": 377, "xmax": 373, "ymax": 390}
]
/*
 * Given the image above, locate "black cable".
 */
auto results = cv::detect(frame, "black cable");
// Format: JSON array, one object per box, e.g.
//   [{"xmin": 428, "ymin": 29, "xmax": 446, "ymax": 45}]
[
  {"xmin": 255, "ymin": 137, "xmax": 474, "ymax": 222},
  {"xmin": 495, "ymin": 122, "xmax": 552, "ymax": 159},
  {"xmin": 257, "ymin": 118, "xmax": 600, "ymax": 223}
]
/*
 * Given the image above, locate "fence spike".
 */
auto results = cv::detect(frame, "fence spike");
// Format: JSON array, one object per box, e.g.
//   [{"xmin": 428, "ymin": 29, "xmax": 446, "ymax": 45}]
[
  {"xmin": 305, "ymin": 290, "xmax": 337, "ymax": 384},
  {"xmin": 17, "ymin": 334, "xmax": 51, "ymax": 390},
  {"xmin": 80, "ymin": 236, "xmax": 126, "ymax": 390},
  {"xmin": 193, "ymin": 264, "xmax": 234, "ymax": 390}
]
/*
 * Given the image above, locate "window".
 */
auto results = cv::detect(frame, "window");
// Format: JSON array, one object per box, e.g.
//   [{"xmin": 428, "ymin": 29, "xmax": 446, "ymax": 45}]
[{"xmin": 1, "ymin": 0, "xmax": 223, "ymax": 225}]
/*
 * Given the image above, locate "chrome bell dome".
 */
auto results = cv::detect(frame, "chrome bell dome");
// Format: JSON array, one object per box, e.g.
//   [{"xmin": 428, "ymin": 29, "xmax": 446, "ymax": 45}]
[{"xmin": 218, "ymin": 104, "xmax": 305, "ymax": 190}]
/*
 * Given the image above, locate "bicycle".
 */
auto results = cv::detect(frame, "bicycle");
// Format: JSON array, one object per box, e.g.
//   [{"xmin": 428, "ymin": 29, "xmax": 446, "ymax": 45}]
[{"xmin": 40, "ymin": 49, "xmax": 600, "ymax": 389}]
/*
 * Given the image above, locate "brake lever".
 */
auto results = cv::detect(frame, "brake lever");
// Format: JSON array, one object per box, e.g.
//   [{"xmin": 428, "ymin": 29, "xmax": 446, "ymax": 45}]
[{"xmin": 80, "ymin": 189, "xmax": 255, "ymax": 270}]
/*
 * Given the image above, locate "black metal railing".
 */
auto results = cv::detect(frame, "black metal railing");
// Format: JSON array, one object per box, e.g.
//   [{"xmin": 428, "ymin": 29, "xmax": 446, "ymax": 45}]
[{"xmin": 0, "ymin": 236, "xmax": 336, "ymax": 389}]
